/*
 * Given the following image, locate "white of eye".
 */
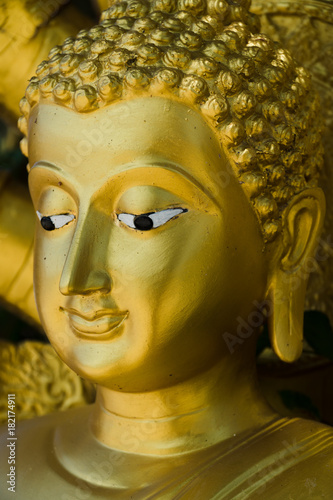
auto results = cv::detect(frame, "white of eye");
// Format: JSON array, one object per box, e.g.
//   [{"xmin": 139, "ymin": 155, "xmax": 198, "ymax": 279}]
[
  {"xmin": 149, "ymin": 208, "xmax": 185, "ymax": 227},
  {"xmin": 37, "ymin": 211, "xmax": 75, "ymax": 230},
  {"xmin": 118, "ymin": 208, "xmax": 187, "ymax": 230}
]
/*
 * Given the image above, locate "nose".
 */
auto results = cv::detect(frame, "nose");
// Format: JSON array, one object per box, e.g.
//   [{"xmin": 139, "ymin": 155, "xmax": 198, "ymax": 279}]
[{"xmin": 59, "ymin": 208, "xmax": 112, "ymax": 296}]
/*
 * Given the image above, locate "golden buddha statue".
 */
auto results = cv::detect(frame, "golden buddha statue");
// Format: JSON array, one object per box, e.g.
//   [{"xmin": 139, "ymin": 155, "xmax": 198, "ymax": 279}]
[
  {"xmin": 0, "ymin": 1, "xmax": 332, "ymax": 332},
  {"xmin": 1, "ymin": 0, "xmax": 333, "ymax": 498}
]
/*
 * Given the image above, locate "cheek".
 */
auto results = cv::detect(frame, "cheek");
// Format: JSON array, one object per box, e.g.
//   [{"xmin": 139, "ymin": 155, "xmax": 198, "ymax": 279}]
[
  {"xmin": 111, "ymin": 214, "xmax": 219, "ymax": 296},
  {"xmin": 110, "ymin": 235, "xmax": 171, "ymax": 293},
  {"xmin": 152, "ymin": 214, "xmax": 267, "ymax": 333},
  {"xmin": 136, "ymin": 218, "xmax": 226, "ymax": 329},
  {"xmin": 33, "ymin": 229, "xmax": 71, "ymax": 309},
  {"xmin": 34, "ymin": 230, "xmax": 78, "ymax": 359}
]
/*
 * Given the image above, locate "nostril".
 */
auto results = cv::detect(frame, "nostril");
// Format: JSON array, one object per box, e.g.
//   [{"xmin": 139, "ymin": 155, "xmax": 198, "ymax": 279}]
[
  {"xmin": 60, "ymin": 267, "xmax": 112, "ymax": 296},
  {"xmin": 86, "ymin": 270, "xmax": 112, "ymax": 294}
]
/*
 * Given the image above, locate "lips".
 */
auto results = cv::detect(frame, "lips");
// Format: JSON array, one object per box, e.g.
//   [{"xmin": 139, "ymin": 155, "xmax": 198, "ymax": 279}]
[{"xmin": 62, "ymin": 308, "xmax": 128, "ymax": 340}]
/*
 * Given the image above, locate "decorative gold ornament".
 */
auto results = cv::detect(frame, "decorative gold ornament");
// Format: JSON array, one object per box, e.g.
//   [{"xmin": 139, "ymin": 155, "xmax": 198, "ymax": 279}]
[{"xmin": 0, "ymin": 341, "xmax": 94, "ymax": 425}]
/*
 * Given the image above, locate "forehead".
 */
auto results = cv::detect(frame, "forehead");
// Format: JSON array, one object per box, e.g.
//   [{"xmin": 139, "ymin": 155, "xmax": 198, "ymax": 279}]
[{"xmin": 28, "ymin": 97, "xmax": 235, "ymax": 200}]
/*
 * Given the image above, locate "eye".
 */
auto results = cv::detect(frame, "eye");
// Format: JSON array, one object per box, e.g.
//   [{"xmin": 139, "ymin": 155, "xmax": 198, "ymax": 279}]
[
  {"xmin": 117, "ymin": 208, "xmax": 187, "ymax": 231},
  {"xmin": 37, "ymin": 211, "xmax": 75, "ymax": 231}
]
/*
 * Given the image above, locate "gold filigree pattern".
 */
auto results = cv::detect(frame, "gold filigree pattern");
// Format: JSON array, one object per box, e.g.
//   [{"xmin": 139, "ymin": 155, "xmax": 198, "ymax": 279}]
[{"xmin": 0, "ymin": 341, "xmax": 95, "ymax": 424}]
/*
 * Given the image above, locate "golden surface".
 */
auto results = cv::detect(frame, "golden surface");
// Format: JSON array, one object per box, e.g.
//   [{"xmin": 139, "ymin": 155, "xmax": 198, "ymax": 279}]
[
  {"xmin": 97, "ymin": 0, "xmax": 111, "ymax": 10},
  {"xmin": 28, "ymin": 99, "xmax": 270, "ymax": 392},
  {"xmin": 17, "ymin": 2, "xmax": 323, "ymax": 246},
  {"xmin": 0, "ymin": 340, "xmax": 94, "ymax": 424},
  {"xmin": 0, "ymin": 0, "xmax": 91, "ymax": 324},
  {"xmin": 0, "ymin": 0, "xmax": 333, "ymax": 498},
  {"xmin": 0, "ymin": 0, "xmax": 91, "ymax": 119},
  {"xmin": 1, "ymin": 0, "xmax": 333, "ymax": 327},
  {"xmin": 251, "ymin": 0, "xmax": 333, "ymax": 340},
  {"xmin": 0, "ymin": 172, "xmax": 38, "ymax": 324}
]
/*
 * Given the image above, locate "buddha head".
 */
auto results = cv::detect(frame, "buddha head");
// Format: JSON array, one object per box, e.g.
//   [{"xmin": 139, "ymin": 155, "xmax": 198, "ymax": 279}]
[{"xmin": 18, "ymin": 0, "xmax": 325, "ymax": 392}]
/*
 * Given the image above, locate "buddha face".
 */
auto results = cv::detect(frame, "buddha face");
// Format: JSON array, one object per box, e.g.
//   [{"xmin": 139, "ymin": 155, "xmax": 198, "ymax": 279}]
[{"xmin": 28, "ymin": 97, "xmax": 268, "ymax": 391}]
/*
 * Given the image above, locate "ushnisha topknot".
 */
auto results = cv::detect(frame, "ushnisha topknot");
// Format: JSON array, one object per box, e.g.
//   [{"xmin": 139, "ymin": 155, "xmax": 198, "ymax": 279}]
[{"xmin": 18, "ymin": 0, "xmax": 323, "ymax": 242}]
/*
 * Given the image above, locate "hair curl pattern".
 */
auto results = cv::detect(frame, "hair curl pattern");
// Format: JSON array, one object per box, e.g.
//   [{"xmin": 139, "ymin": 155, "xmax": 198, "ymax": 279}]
[{"xmin": 18, "ymin": 0, "xmax": 323, "ymax": 242}]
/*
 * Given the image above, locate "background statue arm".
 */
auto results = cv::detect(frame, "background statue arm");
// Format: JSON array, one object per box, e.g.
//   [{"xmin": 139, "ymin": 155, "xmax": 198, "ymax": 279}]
[
  {"xmin": 0, "ymin": 0, "xmax": 92, "ymax": 120},
  {"xmin": 0, "ymin": 0, "xmax": 94, "ymax": 324},
  {"xmin": 0, "ymin": 170, "xmax": 38, "ymax": 324}
]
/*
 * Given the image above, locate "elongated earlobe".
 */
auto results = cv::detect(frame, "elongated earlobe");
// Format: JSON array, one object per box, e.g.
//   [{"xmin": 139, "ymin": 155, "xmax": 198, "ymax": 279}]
[
  {"xmin": 267, "ymin": 273, "xmax": 305, "ymax": 362},
  {"xmin": 268, "ymin": 188, "xmax": 325, "ymax": 363}
]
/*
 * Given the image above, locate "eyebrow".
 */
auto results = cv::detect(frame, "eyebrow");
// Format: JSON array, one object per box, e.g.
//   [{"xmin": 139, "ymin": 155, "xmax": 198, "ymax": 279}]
[
  {"xmin": 30, "ymin": 159, "xmax": 218, "ymax": 208},
  {"xmin": 158, "ymin": 161, "xmax": 216, "ymax": 205},
  {"xmin": 30, "ymin": 161, "xmax": 63, "ymax": 173}
]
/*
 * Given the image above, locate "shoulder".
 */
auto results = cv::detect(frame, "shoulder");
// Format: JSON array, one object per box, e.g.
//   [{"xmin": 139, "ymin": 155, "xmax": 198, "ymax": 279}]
[
  {"xmin": 0, "ymin": 407, "xmax": 89, "ymax": 500},
  {"xmin": 272, "ymin": 417, "xmax": 333, "ymax": 461},
  {"xmin": 173, "ymin": 417, "xmax": 333, "ymax": 499},
  {"xmin": 261, "ymin": 418, "xmax": 333, "ymax": 498}
]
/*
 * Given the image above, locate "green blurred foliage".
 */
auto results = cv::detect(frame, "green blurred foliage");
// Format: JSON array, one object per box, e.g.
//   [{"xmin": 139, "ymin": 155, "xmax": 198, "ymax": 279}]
[
  {"xmin": 304, "ymin": 310, "xmax": 333, "ymax": 362},
  {"xmin": 257, "ymin": 311, "xmax": 333, "ymax": 422},
  {"xmin": 0, "ymin": 307, "xmax": 45, "ymax": 344},
  {"xmin": 279, "ymin": 389, "xmax": 321, "ymax": 421},
  {"xmin": 257, "ymin": 311, "xmax": 333, "ymax": 361},
  {"xmin": 72, "ymin": 0, "xmax": 99, "ymax": 19}
]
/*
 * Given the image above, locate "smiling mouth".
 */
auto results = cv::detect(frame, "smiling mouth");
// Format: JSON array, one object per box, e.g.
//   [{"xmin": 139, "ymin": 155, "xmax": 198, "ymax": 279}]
[{"xmin": 62, "ymin": 308, "xmax": 128, "ymax": 340}]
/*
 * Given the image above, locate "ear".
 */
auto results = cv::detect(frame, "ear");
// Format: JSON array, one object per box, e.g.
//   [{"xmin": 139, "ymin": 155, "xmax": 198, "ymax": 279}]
[{"xmin": 267, "ymin": 188, "xmax": 325, "ymax": 363}]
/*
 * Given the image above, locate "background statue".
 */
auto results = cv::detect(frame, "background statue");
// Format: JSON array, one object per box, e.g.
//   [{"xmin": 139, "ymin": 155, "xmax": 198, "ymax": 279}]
[{"xmin": 1, "ymin": 0, "xmax": 333, "ymax": 498}]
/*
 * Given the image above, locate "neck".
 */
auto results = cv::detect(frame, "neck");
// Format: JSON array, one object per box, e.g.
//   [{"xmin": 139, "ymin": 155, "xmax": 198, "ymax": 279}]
[{"xmin": 91, "ymin": 355, "xmax": 276, "ymax": 456}]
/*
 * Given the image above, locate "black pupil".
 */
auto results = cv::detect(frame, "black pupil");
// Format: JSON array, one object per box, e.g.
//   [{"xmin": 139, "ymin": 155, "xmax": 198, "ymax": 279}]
[
  {"xmin": 134, "ymin": 215, "xmax": 154, "ymax": 231},
  {"xmin": 41, "ymin": 216, "xmax": 55, "ymax": 231}
]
